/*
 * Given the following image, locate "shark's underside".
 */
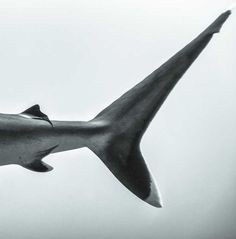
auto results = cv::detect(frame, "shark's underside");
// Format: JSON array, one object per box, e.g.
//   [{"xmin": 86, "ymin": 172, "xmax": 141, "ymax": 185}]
[{"xmin": 0, "ymin": 10, "xmax": 231, "ymax": 207}]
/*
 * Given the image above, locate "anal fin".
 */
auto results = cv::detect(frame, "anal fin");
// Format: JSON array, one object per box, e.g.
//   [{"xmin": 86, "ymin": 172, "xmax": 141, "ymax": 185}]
[
  {"xmin": 23, "ymin": 160, "xmax": 53, "ymax": 172},
  {"xmin": 22, "ymin": 145, "xmax": 58, "ymax": 173}
]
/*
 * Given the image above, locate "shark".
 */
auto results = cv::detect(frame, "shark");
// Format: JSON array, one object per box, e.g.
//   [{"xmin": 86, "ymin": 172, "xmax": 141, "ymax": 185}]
[{"xmin": 0, "ymin": 10, "xmax": 231, "ymax": 207}]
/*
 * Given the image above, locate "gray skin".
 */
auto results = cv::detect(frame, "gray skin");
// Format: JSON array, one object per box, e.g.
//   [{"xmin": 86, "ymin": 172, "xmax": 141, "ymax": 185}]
[
  {"xmin": 0, "ymin": 115, "xmax": 98, "ymax": 165},
  {"xmin": 0, "ymin": 10, "xmax": 231, "ymax": 208}
]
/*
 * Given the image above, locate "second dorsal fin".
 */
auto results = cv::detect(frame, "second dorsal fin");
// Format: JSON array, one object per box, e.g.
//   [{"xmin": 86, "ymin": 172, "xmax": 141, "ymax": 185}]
[{"xmin": 21, "ymin": 104, "xmax": 53, "ymax": 127}]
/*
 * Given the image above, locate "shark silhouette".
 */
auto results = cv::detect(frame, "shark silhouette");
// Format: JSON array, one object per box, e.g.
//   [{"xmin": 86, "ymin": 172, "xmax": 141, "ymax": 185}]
[{"xmin": 0, "ymin": 10, "xmax": 231, "ymax": 207}]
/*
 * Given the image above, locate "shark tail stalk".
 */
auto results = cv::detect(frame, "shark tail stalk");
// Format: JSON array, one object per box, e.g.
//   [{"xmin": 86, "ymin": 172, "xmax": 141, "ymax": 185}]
[{"xmin": 86, "ymin": 11, "xmax": 231, "ymax": 207}]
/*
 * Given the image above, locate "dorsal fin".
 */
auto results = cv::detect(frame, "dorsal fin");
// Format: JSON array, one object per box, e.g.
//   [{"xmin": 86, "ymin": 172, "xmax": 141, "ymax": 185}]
[
  {"xmin": 22, "ymin": 104, "xmax": 44, "ymax": 117},
  {"xmin": 21, "ymin": 104, "xmax": 53, "ymax": 127}
]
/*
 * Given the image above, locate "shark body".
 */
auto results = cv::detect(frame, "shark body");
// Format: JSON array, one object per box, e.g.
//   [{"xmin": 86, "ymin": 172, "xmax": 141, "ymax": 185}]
[{"xmin": 0, "ymin": 10, "xmax": 231, "ymax": 207}]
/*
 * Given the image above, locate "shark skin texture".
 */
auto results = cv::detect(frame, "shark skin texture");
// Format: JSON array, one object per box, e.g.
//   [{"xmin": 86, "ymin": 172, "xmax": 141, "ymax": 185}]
[{"xmin": 0, "ymin": 10, "xmax": 231, "ymax": 207}]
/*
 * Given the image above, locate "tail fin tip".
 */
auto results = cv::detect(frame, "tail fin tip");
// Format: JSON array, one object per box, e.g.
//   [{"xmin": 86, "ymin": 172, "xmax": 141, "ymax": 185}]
[
  {"xmin": 206, "ymin": 10, "xmax": 231, "ymax": 34},
  {"xmin": 144, "ymin": 175, "xmax": 163, "ymax": 208}
]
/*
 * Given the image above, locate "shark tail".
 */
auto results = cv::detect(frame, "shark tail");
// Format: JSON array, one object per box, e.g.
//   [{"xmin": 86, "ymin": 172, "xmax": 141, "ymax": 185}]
[{"xmin": 87, "ymin": 11, "xmax": 231, "ymax": 207}]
